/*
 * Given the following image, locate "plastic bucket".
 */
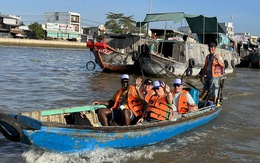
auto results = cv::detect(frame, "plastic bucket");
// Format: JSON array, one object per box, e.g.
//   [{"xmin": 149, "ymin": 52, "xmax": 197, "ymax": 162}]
[{"xmin": 189, "ymin": 88, "xmax": 199, "ymax": 106}]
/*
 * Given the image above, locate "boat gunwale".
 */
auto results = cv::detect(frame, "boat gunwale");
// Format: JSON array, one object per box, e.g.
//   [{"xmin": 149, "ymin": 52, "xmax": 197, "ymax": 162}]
[
  {"xmin": 39, "ymin": 106, "xmax": 221, "ymax": 132},
  {"xmin": 148, "ymin": 52, "xmax": 183, "ymax": 64}
]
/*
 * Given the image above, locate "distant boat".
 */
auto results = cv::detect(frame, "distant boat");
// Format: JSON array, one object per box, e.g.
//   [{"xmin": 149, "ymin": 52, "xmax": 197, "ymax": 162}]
[
  {"xmin": 251, "ymin": 52, "xmax": 260, "ymax": 68},
  {"xmin": 236, "ymin": 50, "xmax": 260, "ymax": 68},
  {"xmin": 234, "ymin": 40, "xmax": 260, "ymax": 69},
  {"xmin": 87, "ymin": 33, "xmax": 146, "ymax": 74},
  {"xmin": 136, "ymin": 12, "xmax": 240, "ymax": 77}
]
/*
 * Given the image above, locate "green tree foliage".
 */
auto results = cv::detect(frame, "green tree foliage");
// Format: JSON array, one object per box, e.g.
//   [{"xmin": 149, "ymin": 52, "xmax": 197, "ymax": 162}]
[
  {"xmin": 28, "ymin": 22, "xmax": 45, "ymax": 39},
  {"xmin": 104, "ymin": 12, "xmax": 146, "ymax": 34}
]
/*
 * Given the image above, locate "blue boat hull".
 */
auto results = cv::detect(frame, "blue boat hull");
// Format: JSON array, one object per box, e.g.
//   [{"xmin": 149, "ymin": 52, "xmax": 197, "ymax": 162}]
[{"xmin": 18, "ymin": 108, "xmax": 221, "ymax": 153}]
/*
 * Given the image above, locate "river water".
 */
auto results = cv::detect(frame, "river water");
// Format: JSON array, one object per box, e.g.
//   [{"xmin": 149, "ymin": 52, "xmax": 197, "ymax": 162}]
[{"xmin": 0, "ymin": 46, "xmax": 259, "ymax": 163}]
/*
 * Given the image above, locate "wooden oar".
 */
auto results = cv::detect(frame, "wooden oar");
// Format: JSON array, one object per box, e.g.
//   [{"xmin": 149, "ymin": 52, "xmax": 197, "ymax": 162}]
[{"xmin": 216, "ymin": 76, "xmax": 226, "ymax": 105}]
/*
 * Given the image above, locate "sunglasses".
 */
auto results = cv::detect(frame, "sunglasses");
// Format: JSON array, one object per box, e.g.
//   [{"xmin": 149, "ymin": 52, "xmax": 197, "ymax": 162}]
[
  {"xmin": 121, "ymin": 81, "xmax": 129, "ymax": 84},
  {"xmin": 174, "ymin": 84, "xmax": 181, "ymax": 87}
]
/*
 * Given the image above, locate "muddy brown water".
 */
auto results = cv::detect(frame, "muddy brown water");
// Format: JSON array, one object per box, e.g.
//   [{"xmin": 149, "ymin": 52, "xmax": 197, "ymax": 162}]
[{"xmin": 0, "ymin": 46, "xmax": 259, "ymax": 163}]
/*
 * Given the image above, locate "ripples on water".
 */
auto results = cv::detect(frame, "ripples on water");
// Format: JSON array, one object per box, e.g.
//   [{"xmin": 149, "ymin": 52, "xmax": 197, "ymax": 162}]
[{"xmin": 0, "ymin": 46, "xmax": 259, "ymax": 163}]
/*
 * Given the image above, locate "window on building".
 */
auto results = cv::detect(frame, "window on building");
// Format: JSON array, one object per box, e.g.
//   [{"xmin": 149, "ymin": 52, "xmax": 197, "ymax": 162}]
[
  {"xmin": 71, "ymin": 15, "xmax": 79, "ymax": 23},
  {"xmin": 55, "ymin": 12, "xmax": 59, "ymax": 21},
  {"xmin": 73, "ymin": 25, "xmax": 79, "ymax": 32}
]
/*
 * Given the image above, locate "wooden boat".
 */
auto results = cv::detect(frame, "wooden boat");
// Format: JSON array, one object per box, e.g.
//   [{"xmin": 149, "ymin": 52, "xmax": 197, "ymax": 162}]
[
  {"xmin": 0, "ymin": 78, "xmax": 225, "ymax": 153},
  {"xmin": 137, "ymin": 13, "xmax": 240, "ymax": 77},
  {"xmin": 0, "ymin": 104, "xmax": 222, "ymax": 153},
  {"xmin": 86, "ymin": 33, "xmax": 147, "ymax": 74},
  {"xmin": 139, "ymin": 40, "xmax": 240, "ymax": 77},
  {"xmin": 250, "ymin": 52, "xmax": 260, "ymax": 68},
  {"xmin": 231, "ymin": 35, "xmax": 260, "ymax": 69},
  {"xmin": 236, "ymin": 50, "xmax": 260, "ymax": 68}
]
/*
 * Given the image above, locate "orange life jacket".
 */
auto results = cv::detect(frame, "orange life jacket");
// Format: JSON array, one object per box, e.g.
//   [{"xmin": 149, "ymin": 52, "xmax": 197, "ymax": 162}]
[
  {"xmin": 147, "ymin": 94, "xmax": 172, "ymax": 121},
  {"xmin": 111, "ymin": 85, "xmax": 143, "ymax": 117},
  {"xmin": 203, "ymin": 53, "xmax": 224, "ymax": 77},
  {"xmin": 171, "ymin": 90, "xmax": 189, "ymax": 114},
  {"xmin": 141, "ymin": 88, "xmax": 155, "ymax": 103}
]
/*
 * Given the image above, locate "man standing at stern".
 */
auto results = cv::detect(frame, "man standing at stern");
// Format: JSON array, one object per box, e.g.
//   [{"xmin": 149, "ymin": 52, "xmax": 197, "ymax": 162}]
[{"xmin": 200, "ymin": 42, "xmax": 225, "ymax": 104}]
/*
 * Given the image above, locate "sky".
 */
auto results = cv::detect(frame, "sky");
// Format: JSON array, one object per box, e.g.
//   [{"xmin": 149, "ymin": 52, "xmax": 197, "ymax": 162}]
[{"xmin": 1, "ymin": 0, "xmax": 260, "ymax": 36}]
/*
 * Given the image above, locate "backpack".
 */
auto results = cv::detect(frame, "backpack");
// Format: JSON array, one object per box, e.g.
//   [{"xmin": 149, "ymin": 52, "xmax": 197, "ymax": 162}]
[{"xmin": 64, "ymin": 112, "xmax": 92, "ymax": 126}]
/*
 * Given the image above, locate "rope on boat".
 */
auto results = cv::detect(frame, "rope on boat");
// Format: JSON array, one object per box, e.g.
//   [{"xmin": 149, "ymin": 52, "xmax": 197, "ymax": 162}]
[
  {"xmin": 86, "ymin": 50, "xmax": 96, "ymax": 71},
  {"xmin": 86, "ymin": 61, "xmax": 96, "ymax": 71}
]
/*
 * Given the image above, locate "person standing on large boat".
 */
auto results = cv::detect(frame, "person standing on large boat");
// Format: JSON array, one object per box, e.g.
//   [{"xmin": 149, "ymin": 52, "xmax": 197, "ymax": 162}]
[
  {"xmin": 171, "ymin": 78, "xmax": 198, "ymax": 114},
  {"xmin": 200, "ymin": 42, "xmax": 225, "ymax": 104},
  {"xmin": 93, "ymin": 74, "xmax": 143, "ymax": 126}
]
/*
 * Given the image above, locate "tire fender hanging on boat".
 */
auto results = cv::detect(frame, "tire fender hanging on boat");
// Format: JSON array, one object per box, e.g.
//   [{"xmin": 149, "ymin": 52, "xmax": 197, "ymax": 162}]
[
  {"xmin": 188, "ymin": 58, "xmax": 195, "ymax": 68},
  {"xmin": 86, "ymin": 61, "xmax": 96, "ymax": 71},
  {"xmin": 0, "ymin": 114, "xmax": 24, "ymax": 142},
  {"xmin": 224, "ymin": 60, "xmax": 229, "ymax": 68},
  {"xmin": 166, "ymin": 65, "xmax": 175, "ymax": 73}
]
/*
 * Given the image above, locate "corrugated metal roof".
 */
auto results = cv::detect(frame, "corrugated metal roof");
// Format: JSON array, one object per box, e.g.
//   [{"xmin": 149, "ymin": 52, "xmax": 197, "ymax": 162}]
[{"xmin": 0, "ymin": 14, "xmax": 17, "ymax": 19}]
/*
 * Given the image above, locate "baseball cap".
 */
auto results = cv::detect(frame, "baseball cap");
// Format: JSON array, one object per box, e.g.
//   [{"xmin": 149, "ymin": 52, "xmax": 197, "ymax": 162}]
[
  {"xmin": 144, "ymin": 79, "xmax": 153, "ymax": 85},
  {"xmin": 173, "ymin": 78, "xmax": 183, "ymax": 86},
  {"xmin": 153, "ymin": 80, "xmax": 162, "ymax": 89},
  {"xmin": 121, "ymin": 74, "xmax": 129, "ymax": 80}
]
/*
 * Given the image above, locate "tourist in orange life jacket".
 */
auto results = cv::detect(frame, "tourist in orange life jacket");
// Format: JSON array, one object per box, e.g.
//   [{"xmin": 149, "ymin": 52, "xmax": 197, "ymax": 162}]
[
  {"xmin": 138, "ymin": 80, "xmax": 173, "ymax": 122},
  {"xmin": 135, "ymin": 77, "xmax": 155, "ymax": 104},
  {"xmin": 171, "ymin": 78, "xmax": 198, "ymax": 114},
  {"xmin": 92, "ymin": 74, "xmax": 143, "ymax": 126},
  {"xmin": 200, "ymin": 42, "xmax": 225, "ymax": 104}
]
